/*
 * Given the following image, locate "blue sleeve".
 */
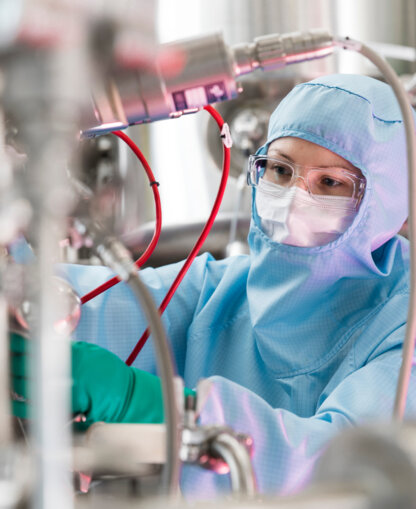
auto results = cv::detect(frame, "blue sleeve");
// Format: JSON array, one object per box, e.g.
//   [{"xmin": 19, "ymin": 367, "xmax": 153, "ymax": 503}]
[
  {"xmin": 182, "ymin": 346, "xmax": 416, "ymax": 497},
  {"xmin": 59, "ymin": 252, "xmax": 217, "ymax": 375}
]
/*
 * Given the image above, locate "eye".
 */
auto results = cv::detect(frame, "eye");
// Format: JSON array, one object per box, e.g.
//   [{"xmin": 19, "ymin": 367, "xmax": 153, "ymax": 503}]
[
  {"xmin": 273, "ymin": 164, "xmax": 292, "ymax": 176},
  {"xmin": 265, "ymin": 161, "xmax": 292, "ymax": 178},
  {"xmin": 321, "ymin": 176, "xmax": 342, "ymax": 187}
]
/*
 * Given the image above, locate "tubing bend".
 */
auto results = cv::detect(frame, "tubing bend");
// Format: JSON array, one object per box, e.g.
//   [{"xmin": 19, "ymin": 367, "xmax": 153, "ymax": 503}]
[
  {"xmin": 358, "ymin": 43, "xmax": 416, "ymax": 422},
  {"xmin": 333, "ymin": 37, "xmax": 416, "ymax": 422},
  {"xmin": 94, "ymin": 235, "xmax": 180, "ymax": 495},
  {"xmin": 125, "ymin": 271, "xmax": 181, "ymax": 494},
  {"xmin": 210, "ymin": 433, "xmax": 257, "ymax": 498}
]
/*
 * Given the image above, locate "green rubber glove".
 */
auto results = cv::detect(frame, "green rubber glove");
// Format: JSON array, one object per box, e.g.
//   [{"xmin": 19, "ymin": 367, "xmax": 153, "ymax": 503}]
[{"xmin": 11, "ymin": 332, "xmax": 194, "ymax": 429}]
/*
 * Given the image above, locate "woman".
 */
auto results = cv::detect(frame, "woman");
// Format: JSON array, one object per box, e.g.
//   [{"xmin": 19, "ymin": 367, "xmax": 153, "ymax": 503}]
[{"xmin": 12, "ymin": 73, "xmax": 416, "ymax": 496}]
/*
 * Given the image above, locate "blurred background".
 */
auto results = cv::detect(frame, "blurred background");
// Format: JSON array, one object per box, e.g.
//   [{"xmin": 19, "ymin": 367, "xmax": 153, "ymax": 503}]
[{"xmin": 120, "ymin": 0, "xmax": 416, "ymax": 265}]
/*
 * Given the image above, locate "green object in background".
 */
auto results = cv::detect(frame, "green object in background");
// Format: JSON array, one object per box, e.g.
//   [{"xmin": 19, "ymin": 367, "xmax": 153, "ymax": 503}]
[{"xmin": 10, "ymin": 332, "xmax": 195, "ymax": 429}]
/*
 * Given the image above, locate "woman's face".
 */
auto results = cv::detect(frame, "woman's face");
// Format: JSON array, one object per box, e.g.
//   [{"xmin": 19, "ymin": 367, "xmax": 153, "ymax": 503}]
[{"xmin": 266, "ymin": 137, "xmax": 365, "ymax": 201}]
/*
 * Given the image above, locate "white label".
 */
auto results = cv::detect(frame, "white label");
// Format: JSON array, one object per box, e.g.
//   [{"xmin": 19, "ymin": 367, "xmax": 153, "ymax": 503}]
[{"xmin": 184, "ymin": 87, "xmax": 208, "ymax": 108}]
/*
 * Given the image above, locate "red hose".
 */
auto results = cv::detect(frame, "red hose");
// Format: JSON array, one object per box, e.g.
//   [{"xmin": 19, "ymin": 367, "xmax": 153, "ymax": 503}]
[
  {"xmin": 125, "ymin": 105, "xmax": 231, "ymax": 365},
  {"xmin": 80, "ymin": 130, "xmax": 162, "ymax": 305}
]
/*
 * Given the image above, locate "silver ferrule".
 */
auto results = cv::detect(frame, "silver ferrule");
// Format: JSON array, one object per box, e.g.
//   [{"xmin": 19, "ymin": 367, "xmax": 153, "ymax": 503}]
[
  {"xmin": 95, "ymin": 236, "xmax": 136, "ymax": 281},
  {"xmin": 232, "ymin": 28, "xmax": 334, "ymax": 76}
]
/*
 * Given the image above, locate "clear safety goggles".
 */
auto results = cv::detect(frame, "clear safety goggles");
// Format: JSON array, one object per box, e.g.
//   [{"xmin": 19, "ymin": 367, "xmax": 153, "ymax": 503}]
[{"xmin": 247, "ymin": 155, "xmax": 366, "ymax": 208}]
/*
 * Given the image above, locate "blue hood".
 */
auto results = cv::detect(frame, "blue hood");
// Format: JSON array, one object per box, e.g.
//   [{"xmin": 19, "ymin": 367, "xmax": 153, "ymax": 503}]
[{"xmin": 247, "ymin": 74, "xmax": 412, "ymax": 376}]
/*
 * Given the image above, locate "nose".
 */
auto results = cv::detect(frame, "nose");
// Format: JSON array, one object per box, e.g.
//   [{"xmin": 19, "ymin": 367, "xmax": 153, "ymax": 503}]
[{"xmin": 293, "ymin": 175, "xmax": 308, "ymax": 192}]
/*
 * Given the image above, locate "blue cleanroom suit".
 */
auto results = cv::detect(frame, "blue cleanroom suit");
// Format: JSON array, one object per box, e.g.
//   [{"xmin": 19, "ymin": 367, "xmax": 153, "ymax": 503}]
[{"xmin": 61, "ymin": 74, "xmax": 416, "ymax": 496}]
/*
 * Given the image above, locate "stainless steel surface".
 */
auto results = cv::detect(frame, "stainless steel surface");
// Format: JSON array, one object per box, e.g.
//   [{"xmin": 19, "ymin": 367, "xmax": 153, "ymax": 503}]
[
  {"xmin": 0, "ymin": 27, "xmax": 88, "ymax": 507},
  {"xmin": 85, "ymin": 423, "xmax": 166, "ymax": 466},
  {"xmin": 122, "ymin": 212, "xmax": 251, "ymax": 266},
  {"xmin": 84, "ymin": 32, "xmax": 238, "ymax": 137},
  {"xmin": 314, "ymin": 423, "xmax": 416, "ymax": 508},
  {"xmin": 180, "ymin": 395, "xmax": 256, "ymax": 498},
  {"xmin": 0, "ymin": 0, "xmax": 157, "ymax": 58},
  {"xmin": 73, "ymin": 489, "xmax": 369, "ymax": 509},
  {"xmin": 180, "ymin": 0, "xmax": 416, "ymax": 74},
  {"xmin": 0, "ymin": 101, "xmax": 12, "ymax": 447},
  {"xmin": 86, "ymin": 29, "xmax": 334, "ymax": 137},
  {"xmin": 205, "ymin": 78, "xmax": 292, "ymax": 180},
  {"xmin": 232, "ymin": 29, "xmax": 333, "ymax": 76},
  {"xmin": 25, "ymin": 42, "xmax": 82, "ymax": 509},
  {"xmin": 210, "ymin": 432, "xmax": 257, "ymax": 498},
  {"xmin": 1, "ymin": 2, "xmax": 161, "ymax": 506},
  {"xmin": 157, "ymin": 0, "xmax": 336, "ymax": 75}
]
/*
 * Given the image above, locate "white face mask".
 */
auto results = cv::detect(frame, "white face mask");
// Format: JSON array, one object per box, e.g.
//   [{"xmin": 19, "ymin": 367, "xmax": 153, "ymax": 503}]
[{"xmin": 255, "ymin": 179, "xmax": 358, "ymax": 247}]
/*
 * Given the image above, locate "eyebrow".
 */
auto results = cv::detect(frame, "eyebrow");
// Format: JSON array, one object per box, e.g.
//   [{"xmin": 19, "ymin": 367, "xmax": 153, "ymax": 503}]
[{"xmin": 268, "ymin": 149, "xmax": 357, "ymax": 173}]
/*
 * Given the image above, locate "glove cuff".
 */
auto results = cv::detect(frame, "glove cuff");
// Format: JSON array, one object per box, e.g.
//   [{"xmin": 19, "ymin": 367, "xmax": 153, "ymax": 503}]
[{"xmin": 120, "ymin": 368, "xmax": 164, "ymax": 423}]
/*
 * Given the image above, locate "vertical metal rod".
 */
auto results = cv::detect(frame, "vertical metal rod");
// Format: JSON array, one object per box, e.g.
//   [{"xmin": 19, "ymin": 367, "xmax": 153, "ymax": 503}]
[
  {"xmin": 25, "ymin": 24, "xmax": 86, "ymax": 509},
  {"xmin": 0, "ymin": 296, "xmax": 11, "ymax": 445},
  {"xmin": 0, "ymin": 105, "xmax": 12, "ymax": 446},
  {"xmin": 33, "ymin": 218, "xmax": 73, "ymax": 509}
]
